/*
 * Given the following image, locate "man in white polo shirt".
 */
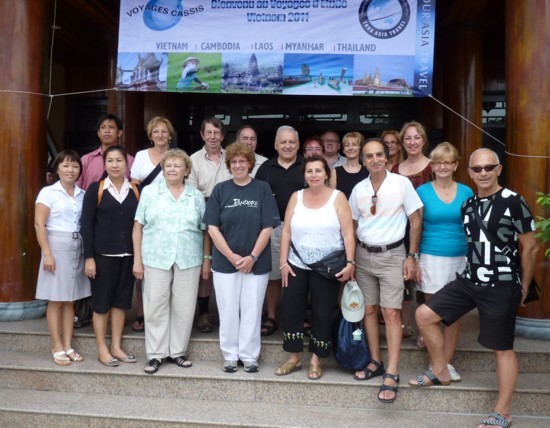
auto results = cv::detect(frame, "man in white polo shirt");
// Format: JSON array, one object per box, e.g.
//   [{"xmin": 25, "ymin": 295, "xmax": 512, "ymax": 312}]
[{"xmin": 349, "ymin": 138, "xmax": 423, "ymax": 404}]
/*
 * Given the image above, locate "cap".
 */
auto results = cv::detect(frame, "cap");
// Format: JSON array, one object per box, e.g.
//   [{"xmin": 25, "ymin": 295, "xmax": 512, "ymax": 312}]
[{"xmin": 341, "ymin": 280, "xmax": 365, "ymax": 323}]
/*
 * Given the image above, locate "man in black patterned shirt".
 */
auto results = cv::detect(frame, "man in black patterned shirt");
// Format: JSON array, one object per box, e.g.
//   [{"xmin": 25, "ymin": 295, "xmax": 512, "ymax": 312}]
[{"xmin": 410, "ymin": 148, "xmax": 538, "ymax": 428}]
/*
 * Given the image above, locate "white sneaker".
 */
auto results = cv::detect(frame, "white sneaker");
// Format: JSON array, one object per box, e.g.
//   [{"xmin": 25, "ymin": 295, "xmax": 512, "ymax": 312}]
[{"xmin": 447, "ymin": 364, "xmax": 461, "ymax": 382}]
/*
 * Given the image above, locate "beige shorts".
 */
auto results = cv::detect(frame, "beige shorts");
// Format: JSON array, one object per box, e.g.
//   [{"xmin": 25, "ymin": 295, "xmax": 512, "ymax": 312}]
[
  {"xmin": 355, "ymin": 244, "xmax": 406, "ymax": 309},
  {"xmin": 269, "ymin": 223, "xmax": 283, "ymax": 281}
]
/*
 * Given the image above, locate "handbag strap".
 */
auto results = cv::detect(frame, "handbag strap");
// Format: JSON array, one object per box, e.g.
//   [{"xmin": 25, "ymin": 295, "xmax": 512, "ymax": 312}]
[
  {"xmin": 140, "ymin": 163, "xmax": 162, "ymax": 187},
  {"xmin": 290, "ymin": 241, "xmax": 313, "ymax": 269}
]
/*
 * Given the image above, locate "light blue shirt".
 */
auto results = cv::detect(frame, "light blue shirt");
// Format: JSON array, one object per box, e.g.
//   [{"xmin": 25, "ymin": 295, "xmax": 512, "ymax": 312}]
[{"xmin": 135, "ymin": 179, "xmax": 205, "ymax": 270}]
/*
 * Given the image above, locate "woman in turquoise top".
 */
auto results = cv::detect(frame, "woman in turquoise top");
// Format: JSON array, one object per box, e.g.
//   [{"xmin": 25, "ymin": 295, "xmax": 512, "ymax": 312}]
[
  {"xmin": 133, "ymin": 149, "xmax": 211, "ymax": 374},
  {"xmin": 416, "ymin": 142, "xmax": 474, "ymax": 382}
]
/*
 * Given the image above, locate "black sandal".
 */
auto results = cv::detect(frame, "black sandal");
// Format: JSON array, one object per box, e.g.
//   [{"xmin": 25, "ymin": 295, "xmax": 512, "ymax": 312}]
[
  {"xmin": 378, "ymin": 372, "xmax": 399, "ymax": 404},
  {"xmin": 144, "ymin": 358, "xmax": 161, "ymax": 374},
  {"xmin": 260, "ymin": 317, "xmax": 279, "ymax": 336},
  {"xmin": 354, "ymin": 359, "xmax": 385, "ymax": 381},
  {"xmin": 168, "ymin": 355, "xmax": 192, "ymax": 368}
]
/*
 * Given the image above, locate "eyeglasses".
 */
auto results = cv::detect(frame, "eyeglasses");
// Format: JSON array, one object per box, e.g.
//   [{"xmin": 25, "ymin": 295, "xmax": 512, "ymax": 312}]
[
  {"xmin": 370, "ymin": 195, "xmax": 378, "ymax": 215},
  {"xmin": 469, "ymin": 164, "xmax": 499, "ymax": 173},
  {"xmin": 383, "ymin": 140, "xmax": 399, "ymax": 147},
  {"xmin": 431, "ymin": 161, "xmax": 457, "ymax": 167}
]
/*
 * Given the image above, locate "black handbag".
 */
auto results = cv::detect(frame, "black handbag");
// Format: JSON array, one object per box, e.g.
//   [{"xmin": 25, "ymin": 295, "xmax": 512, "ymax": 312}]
[
  {"xmin": 472, "ymin": 204, "xmax": 540, "ymax": 303},
  {"xmin": 290, "ymin": 242, "xmax": 347, "ymax": 280}
]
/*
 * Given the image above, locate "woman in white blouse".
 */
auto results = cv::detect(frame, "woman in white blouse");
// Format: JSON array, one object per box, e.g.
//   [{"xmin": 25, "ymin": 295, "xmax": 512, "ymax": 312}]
[
  {"xmin": 130, "ymin": 116, "xmax": 174, "ymax": 332},
  {"xmin": 35, "ymin": 150, "xmax": 91, "ymax": 366}
]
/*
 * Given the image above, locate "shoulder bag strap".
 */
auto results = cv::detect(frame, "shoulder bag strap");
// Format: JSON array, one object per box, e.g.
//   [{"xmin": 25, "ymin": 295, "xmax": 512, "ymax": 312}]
[{"xmin": 140, "ymin": 164, "xmax": 162, "ymax": 187}]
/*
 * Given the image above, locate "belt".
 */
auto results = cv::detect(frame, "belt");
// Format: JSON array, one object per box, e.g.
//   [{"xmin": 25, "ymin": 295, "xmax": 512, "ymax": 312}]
[
  {"xmin": 47, "ymin": 230, "xmax": 81, "ymax": 240},
  {"xmin": 360, "ymin": 239, "xmax": 403, "ymax": 253}
]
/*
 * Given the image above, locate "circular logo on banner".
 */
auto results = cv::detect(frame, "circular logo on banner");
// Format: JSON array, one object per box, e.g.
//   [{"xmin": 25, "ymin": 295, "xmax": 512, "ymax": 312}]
[{"xmin": 358, "ymin": 0, "xmax": 411, "ymax": 39}]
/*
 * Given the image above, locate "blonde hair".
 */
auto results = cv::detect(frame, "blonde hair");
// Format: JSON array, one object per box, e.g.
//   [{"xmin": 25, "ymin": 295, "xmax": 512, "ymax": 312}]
[
  {"xmin": 430, "ymin": 142, "xmax": 460, "ymax": 163},
  {"xmin": 342, "ymin": 132, "xmax": 364, "ymax": 147},
  {"xmin": 146, "ymin": 116, "xmax": 175, "ymax": 141},
  {"xmin": 161, "ymin": 148, "xmax": 192, "ymax": 179}
]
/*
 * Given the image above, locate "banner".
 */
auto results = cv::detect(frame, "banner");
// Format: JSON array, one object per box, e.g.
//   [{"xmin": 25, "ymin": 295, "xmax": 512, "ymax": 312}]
[{"xmin": 116, "ymin": 0, "xmax": 436, "ymax": 97}]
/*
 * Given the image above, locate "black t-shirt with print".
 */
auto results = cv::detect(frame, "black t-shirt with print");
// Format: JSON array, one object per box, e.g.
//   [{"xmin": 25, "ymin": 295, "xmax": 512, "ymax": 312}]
[
  {"xmin": 203, "ymin": 179, "xmax": 281, "ymax": 275},
  {"xmin": 461, "ymin": 187, "xmax": 536, "ymax": 286}
]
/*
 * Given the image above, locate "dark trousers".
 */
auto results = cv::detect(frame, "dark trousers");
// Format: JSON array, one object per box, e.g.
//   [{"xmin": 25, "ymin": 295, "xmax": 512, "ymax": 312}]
[{"xmin": 282, "ymin": 264, "xmax": 339, "ymax": 358}]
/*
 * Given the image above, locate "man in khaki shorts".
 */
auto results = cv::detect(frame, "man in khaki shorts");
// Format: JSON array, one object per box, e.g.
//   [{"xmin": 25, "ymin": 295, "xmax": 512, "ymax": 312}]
[{"xmin": 349, "ymin": 138, "xmax": 423, "ymax": 404}]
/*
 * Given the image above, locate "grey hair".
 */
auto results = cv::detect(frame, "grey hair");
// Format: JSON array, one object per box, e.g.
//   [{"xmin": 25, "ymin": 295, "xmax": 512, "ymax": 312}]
[{"xmin": 275, "ymin": 125, "xmax": 299, "ymax": 143}]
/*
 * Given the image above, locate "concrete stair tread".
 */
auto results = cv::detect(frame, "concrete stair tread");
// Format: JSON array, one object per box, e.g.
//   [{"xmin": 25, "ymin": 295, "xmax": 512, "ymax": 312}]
[
  {"xmin": 1, "ymin": 349, "xmax": 550, "ymax": 393},
  {"xmin": 1, "ymin": 387, "xmax": 549, "ymax": 427}
]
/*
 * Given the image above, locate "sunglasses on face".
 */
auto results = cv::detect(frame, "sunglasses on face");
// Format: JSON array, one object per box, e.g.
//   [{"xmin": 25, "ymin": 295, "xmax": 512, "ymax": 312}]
[{"xmin": 469, "ymin": 164, "xmax": 499, "ymax": 173}]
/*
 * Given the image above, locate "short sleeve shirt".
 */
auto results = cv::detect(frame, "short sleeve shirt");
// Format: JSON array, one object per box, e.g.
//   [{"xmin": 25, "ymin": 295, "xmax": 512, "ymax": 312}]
[
  {"xmin": 187, "ymin": 147, "xmax": 232, "ymax": 198},
  {"xmin": 131, "ymin": 149, "xmax": 164, "ymax": 184},
  {"xmin": 134, "ymin": 180, "xmax": 205, "ymax": 270},
  {"xmin": 350, "ymin": 172, "xmax": 423, "ymax": 245},
  {"xmin": 203, "ymin": 179, "xmax": 281, "ymax": 274},
  {"xmin": 461, "ymin": 187, "xmax": 536, "ymax": 286},
  {"xmin": 36, "ymin": 181, "xmax": 85, "ymax": 232}
]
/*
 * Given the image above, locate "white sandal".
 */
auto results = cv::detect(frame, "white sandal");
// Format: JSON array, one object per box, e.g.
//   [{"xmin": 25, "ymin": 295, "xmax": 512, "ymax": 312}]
[
  {"xmin": 52, "ymin": 350, "xmax": 71, "ymax": 366},
  {"xmin": 65, "ymin": 348, "xmax": 84, "ymax": 362}
]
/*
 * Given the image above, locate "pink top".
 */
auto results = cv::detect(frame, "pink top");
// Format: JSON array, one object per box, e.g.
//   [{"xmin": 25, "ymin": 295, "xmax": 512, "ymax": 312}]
[{"xmin": 76, "ymin": 146, "xmax": 135, "ymax": 190}]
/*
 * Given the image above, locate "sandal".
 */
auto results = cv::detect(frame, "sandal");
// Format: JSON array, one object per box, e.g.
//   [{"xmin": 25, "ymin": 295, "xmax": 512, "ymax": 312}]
[
  {"xmin": 409, "ymin": 369, "xmax": 451, "ymax": 387},
  {"xmin": 52, "ymin": 350, "xmax": 71, "ymax": 366},
  {"xmin": 308, "ymin": 363, "xmax": 323, "ymax": 380},
  {"xmin": 65, "ymin": 348, "xmax": 84, "ymax": 362},
  {"xmin": 132, "ymin": 316, "xmax": 145, "ymax": 332},
  {"xmin": 274, "ymin": 360, "xmax": 302, "ymax": 376},
  {"xmin": 478, "ymin": 412, "xmax": 512, "ymax": 428},
  {"xmin": 260, "ymin": 317, "xmax": 279, "ymax": 336},
  {"xmin": 378, "ymin": 372, "xmax": 399, "ymax": 404},
  {"xmin": 144, "ymin": 358, "xmax": 162, "ymax": 374},
  {"xmin": 416, "ymin": 335, "xmax": 426, "ymax": 349},
  {"xmin": 354, "ymin": 359, "xmax": 384, "ymax": 381},
  {"xmin": 169, "ymin": 355, "xmax": 192, "ymax": 368}
]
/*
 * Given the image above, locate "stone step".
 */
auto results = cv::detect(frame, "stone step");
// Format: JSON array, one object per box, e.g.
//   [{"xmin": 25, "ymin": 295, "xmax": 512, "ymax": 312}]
[
  {"xmin": 1, "ymin": 321, "xmax": 549, "ymax": 374},
  {"xmin": 1, "ymin": 388, "xmax": 549, "ymax": 428},
  {"xmin": 1, "ymin": 350, "xmax": 549, "ymax": 417}
]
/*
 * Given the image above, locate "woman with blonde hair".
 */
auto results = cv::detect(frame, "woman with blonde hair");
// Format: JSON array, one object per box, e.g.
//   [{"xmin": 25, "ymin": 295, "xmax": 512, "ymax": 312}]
[
  {"xmin": 416, "ymin": 142, "xmax": 473, "ymax": 381},
  {"xmin": 130, "ymin": 116, "xmax": 175, "ymax": 332},
  {"xmin": 133, "ymin": 148, "xmax": 210, "ymax": 374},
  {"xmin": 329, "ymin": 132, "xmax": 369, "ymax": 199}
]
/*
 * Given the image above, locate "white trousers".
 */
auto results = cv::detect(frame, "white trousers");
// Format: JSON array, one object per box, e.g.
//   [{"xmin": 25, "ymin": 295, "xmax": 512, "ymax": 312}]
[
  {"xmin": 212, "ymin": 271, "xmax": 269, "ymax": 362},
  {"xmin": 143, "ymin": 264, "xmax": 200, "ymax": 360}
]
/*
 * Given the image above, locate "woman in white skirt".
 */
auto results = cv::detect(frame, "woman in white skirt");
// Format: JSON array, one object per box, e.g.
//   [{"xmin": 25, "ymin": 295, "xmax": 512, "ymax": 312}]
[
  {"xmin": 416, "ymin": 142, "xmax": 474, "ymax": 381},
  {"xmin": 35, "ymin": 150, "xmax": 91, "ymax": 366}
]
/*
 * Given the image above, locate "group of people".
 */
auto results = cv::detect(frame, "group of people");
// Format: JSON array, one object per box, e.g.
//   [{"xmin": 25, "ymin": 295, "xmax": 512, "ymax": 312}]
[{"xmin": 35, "ymin": 115, "xmax": 538, "ymax": 428}]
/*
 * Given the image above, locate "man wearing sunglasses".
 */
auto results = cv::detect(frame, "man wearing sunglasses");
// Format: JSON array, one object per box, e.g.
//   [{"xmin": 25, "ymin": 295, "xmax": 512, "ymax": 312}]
[
  {"xmin": 349, "ymin": 138, "xmax": 423, "ymax": 404},
  {"xmin": 411, "ymin": 148, "xmax": 538, "ymax": 428}
]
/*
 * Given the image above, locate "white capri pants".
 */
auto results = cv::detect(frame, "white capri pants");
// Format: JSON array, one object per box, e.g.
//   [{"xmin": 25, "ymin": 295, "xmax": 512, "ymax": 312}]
[
  {"xmin": 213, "ymin": 270, "xmax": 269, "ymax": 363},
  {"xmin": 143, "ymin": 264, "xmax": 201, "ymax": 361}
]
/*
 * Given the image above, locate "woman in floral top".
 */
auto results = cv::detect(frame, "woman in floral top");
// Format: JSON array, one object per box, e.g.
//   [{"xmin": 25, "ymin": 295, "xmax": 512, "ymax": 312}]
[{"xmin": 133, "ymin": 149, "xmax": 211, "ymax": 374}]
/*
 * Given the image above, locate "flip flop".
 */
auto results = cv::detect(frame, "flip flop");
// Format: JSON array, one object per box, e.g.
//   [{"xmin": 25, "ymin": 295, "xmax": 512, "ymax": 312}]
[
  {"xmin": 409, "ymin": 369, "xmax": 451, "ymax": 387},
  {"xmin": 478, "ymin": 412, "xmax": 512, "ymax": 428}
]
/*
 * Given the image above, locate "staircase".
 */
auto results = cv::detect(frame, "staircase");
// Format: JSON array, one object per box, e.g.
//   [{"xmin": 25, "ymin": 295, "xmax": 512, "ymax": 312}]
[{"xmin": 1, "ymin": 311, "xmax": 549, "ymax": 427}]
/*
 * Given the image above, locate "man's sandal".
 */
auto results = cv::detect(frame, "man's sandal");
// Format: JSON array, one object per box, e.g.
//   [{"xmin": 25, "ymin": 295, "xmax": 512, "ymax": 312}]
[
  {"xmin": 478, "ymin": 412, "xmax": 512, "ymax": 428},
  {"xmin": 378, "ymin": 372, "xmax": 399, "ymax": 404},
  {"xmin": 409, "ymin": 369, "xmax": 451, "ymax": 387}
]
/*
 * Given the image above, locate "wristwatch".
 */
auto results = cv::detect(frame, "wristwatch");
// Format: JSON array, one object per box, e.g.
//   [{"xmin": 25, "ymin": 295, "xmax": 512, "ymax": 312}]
[
  {"xmin": 250, "ymin": 254, "xmax": 259, "ymax": 262},
  {"xmin": 407, "ymin": 252, "xmax": 420, "ymax": 261},
  {"xmin": 346, "ymin": 260, "xmax": 356, "ymax": 265}
]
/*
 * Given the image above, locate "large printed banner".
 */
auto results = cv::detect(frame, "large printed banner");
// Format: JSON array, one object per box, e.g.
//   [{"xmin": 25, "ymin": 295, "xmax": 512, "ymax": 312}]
[{"xmin": 116, "ymin": 0, "xmax": 436, "ymax": 97}]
